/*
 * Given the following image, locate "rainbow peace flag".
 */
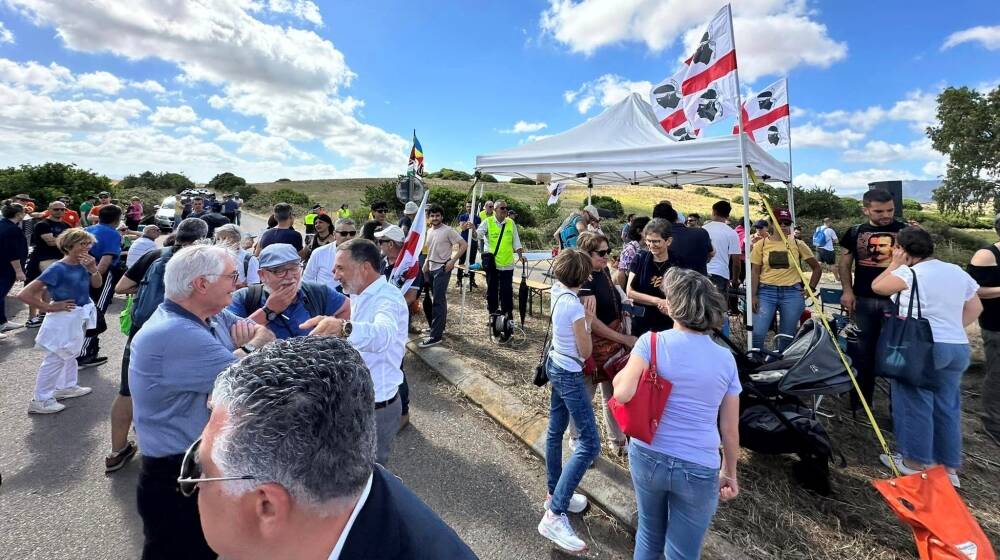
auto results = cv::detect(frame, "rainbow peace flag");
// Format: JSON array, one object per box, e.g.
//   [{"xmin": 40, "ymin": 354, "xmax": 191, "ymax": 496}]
[{"xmin": 407, "ymin": 130, "xmax": 424, "ymax": 176}]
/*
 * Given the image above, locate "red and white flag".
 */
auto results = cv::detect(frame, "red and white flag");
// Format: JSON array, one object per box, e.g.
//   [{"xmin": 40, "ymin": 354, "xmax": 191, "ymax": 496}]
[
  {"xmin": 389, "ymin": 191, "xmax": 429, "ymax": 293},
  {"xmin": 681, "ymin": 5, "xmax": 740, "ymax": 131},
  {"xmin": 732, "ymin": 78, "xmax": 790, "ymax": 148},
  {"xmin": 650, "ymin": 69, "xmax": 701, "ymax": 141}
]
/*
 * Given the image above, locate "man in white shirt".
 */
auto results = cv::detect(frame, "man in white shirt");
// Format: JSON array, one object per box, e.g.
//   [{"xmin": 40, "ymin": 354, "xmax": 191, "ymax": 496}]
[
  {"xmin": 703, "ymin": 201, "xmax": 742, "ymax": 301},
  {"xmin": 303, "ymin": 217, "xmax": 356, "ymax": 289},
  {"xmin": 125, "ymin": 225, "xmax": 160, "ymax": 270},
  {"xmin": 193, "ymin": 336, "xmax": 475, "ymax": 560},
  {"xmin": 302, "ymin": 239, "xmax": 408, "ymax": 465}
]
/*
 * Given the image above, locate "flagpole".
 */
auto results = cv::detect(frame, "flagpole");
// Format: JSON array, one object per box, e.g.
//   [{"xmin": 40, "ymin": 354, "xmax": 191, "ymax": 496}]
[
  {"xmin": 784, "ymin": 78, "xmax": 796, "ymax": 227},
  {"xmin": 729, "ymin": 3, "xmax": 754, "ymax": 350},
  {"xmin": 459, "ymin": 175, "xmax": 482, "ymax": 329}
]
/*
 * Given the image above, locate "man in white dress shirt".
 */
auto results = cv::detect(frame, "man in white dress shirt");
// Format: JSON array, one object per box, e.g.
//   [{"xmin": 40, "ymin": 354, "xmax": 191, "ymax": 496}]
[
  {"xmin": 302, "ymin": 238, "xmax": 407, "ymax": 465},
  {"xmin": 302, "ymin": 217, "xmax": 356, "ymax": 290}
]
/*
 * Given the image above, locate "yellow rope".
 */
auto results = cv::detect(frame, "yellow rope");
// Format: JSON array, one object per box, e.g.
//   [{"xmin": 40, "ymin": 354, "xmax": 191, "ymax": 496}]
[{"xmin": 747, "ymin": 168, "xmax": 900, "ymax": 477}]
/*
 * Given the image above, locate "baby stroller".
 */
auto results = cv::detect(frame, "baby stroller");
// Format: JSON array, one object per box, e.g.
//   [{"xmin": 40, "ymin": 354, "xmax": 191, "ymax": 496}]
[{"xmin": 716, "ymin": 318, "xmax": 853, "ymax": 495}]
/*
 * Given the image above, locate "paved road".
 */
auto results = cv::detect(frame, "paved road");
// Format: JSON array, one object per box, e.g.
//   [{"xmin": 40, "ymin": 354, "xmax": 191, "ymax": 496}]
[{"xmin": 0, "ymin": 254, "xmax": 634, "ymax": 558}]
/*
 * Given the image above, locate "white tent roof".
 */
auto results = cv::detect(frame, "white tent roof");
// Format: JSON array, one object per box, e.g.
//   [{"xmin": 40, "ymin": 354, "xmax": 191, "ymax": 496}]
[{"xmin": 475, "ymin": 93, "xmax": 789, "ymax": 185}]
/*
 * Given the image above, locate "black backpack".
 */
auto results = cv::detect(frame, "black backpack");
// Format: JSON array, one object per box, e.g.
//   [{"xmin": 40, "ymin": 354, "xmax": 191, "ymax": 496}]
[
  {"xmin": 242, "ymin": 281, "xmax": 328, "ymax": 318},
  {"xmin": 131, "ymin": 248, "xmax": 175, "ymax": 334}
]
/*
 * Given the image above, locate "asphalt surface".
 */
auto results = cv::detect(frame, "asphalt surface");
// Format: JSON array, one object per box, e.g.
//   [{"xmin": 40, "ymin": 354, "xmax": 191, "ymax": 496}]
[{"xmin": 0, "ymin": 212, "xmax": 635, "ymax": 559}]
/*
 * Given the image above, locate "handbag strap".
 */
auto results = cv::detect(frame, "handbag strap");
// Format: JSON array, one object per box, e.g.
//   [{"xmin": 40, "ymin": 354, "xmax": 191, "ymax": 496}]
[
  {"xmin": 492, "ymin": 219, "xmax": 508, "ymax": 255},
  {"xmin": 646, "ymin": 331, "xmax": 657, "ymax": 378},
  {"xmin": 539, "ymin": 292, "xmax": 577, "ymax": 360},
  {"xmin": 896, "ymin": 265, "xmax": 923, "ymax": 320}
]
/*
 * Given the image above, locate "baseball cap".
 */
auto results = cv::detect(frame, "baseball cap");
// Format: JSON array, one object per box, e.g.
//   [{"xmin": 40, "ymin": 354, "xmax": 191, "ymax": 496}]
[
  {"xmin": 404, "ymin": 201, "xmax": 418, "ymax": 215},
  {"xmin": 583, "ymin": 205, "xmax": 601, "ymax": 221},
  {"xmin": 374, "ymin": 224, "xmax": 405, "ymax": 243},
  {"xmin": 14, "ymin": 193, "xmax": 34, "ymax": 201},
  {"xmin": 258, "ymin": 243, "xmax": 301, "ymax": 269},
  {"xmin": 774, "ymin": 208, "xmax": 793, "ymax": 223},
  {"xmin": 311, "ymin": 203, "xmax": 323, "ymax": 211},
  {"xmin": 99, "ymin": 191, "xmax": 111, "ymax": 197},
  {"xmin": 754, "ymin": 219, "xmax": 769, "ymax": 229}
]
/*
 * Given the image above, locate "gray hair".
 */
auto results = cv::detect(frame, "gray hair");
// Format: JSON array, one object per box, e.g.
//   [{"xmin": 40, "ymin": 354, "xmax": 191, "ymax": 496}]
[
  {"xmin": 660, "ymin": 267, "xmax": 725, "ymax": 332},
  {"xmin": 164, "ymin": 245, "xmax": 231, "ymax": 300},
  {"xmin": 644, "ymin": 217, "xmax": 673, "ymax": 240},
  {"xmin": 174, "ymin": 217, "xmax": 209, "ymax": 245},
  {"xmin": 334, "ymin": 217, "xmax": 355, "ymax": 229},
  {"xmin": 210, "ymin": 337, "xmax": 376, "ymax": 513},
  {"xmin": 213, "ymin": 223, "xmax": 242, "ymax": 246},
  {"xmin": 338, "ymin": 238, "xmax": 381, "ymax": 270}
]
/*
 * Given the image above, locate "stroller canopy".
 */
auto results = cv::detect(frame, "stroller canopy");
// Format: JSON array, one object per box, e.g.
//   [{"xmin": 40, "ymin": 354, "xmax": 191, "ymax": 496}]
[{"xmin": 753, "ymin": 318, "xmax": 855, "ymax": 397}]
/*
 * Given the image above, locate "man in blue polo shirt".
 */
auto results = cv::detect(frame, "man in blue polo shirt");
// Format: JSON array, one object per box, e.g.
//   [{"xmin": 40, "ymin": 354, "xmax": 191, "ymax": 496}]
[
  {"xmin": 78, "ymin": 204, "xmax": 124, "ymax": 368},
  {"xmin": 227, "ymin": 243, "xmax": 350, "ymax": 338},
  {"xmin": 130, "ymin": 244, "xmax": 274, "ymax": 559}
]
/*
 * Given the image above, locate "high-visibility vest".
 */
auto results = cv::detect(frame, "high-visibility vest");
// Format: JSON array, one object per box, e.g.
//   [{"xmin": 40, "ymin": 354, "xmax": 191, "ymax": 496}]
[
  {"xmin": 304, "ymin": 213, "xmax": 317, "ymax": 226},
  {"xmin": 485, "ymin": 216, "xmax": 516, "ymax": 267},
  {"xmin": 338, "ymin": 208, "xmax": 351, "ymax": 219}
]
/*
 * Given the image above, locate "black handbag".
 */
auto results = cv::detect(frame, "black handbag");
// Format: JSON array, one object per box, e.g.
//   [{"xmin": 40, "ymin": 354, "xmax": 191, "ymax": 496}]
[
  {"xmin": 875, "ymin": 266, "xmax": 936, "ymax": 388},
  {"xmin": 533, "ymin": 292, "xmax": 576, "ymax": 387}
]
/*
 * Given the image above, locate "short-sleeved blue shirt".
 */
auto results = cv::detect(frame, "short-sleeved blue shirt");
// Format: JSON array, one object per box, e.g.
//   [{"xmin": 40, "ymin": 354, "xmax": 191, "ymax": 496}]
[
  {"xmin": 129, "ymin": 299, "xmax": 241, "ymax": 458},
  {"xmin": 38, "ymin": 261, "xmax": 92, "ymax": 306},
  {"xmin": 86, "ymin": 223, "xmax": 122, "ymax": 267},
  {"xmin": 226, "ymin": 282, "xmax": 346, "ymax": 339}
]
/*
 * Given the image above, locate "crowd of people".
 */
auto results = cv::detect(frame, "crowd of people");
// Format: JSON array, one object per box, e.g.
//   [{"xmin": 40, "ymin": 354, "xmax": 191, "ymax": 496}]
[{"xmin": 2, "ymin": 184, "xmax": 998, "ymax": 560}]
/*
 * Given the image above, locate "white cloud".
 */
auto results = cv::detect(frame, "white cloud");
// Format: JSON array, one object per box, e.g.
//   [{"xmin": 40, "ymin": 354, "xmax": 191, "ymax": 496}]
[
  {"xmin": 842, "ymin": 138, "xmax": 943, "ymax": 164},
  {"xmin": 817, "ymin": 89, "xmax": 938, "ymax": 133},
  {"xmin": 0, "ymin": 58, "xmax": 73, "ymax": 92},
  {"xmin": 564, "ymin": 73, "xmax": 652, "ymax": 114},
  {"xmin": 261, "ymin": 0, "xmax": 323, "ymax": 25},
  {"xmin": 794, "ymin": 167, "xmax": 921, "ymax": 194},
  {"xmin": 521, "ymin": 134, "xmax": 554, "ymax": 144},
  {"xmin": 942, "ymin": 25, "xmax": 1000, "ymax": 51},
  {"xmin": 215, "ymin": 128, "xmax": 313, "ymax": 161},
  {"xmin": 922, "ymin": 159, "xmax": 947, "ymax": 177},
  {"xmin": 501, "ymin": 120, "xmax": 548, "ymax": 134},
  {"xmin": 131, "ymin": 79, "xmax": 166, "ymax": 94},
  {"xmin": 0, "ymin": 82, "xmax": 148, "ymax": 130},
  {"xmin": 791, "ymin": 123, "xmax": 864, "ymax": 148},
  {"xmin": 541, "ymin": 0, "xmax": 845, "ymax": 80},
  {"xmin": 0, "ymin": 21, "xmax": 14, "ymax": 44},
  {"xmin": 200, "ymin": 118, "xmax": 232, "ymax": 136},
  {"xmin": 77, "ymin": 70, "xmax": 123, "ymax": 94},
  {"xmin": 148, "ymin": 105, "xmax": 197, "ymax": 126}
]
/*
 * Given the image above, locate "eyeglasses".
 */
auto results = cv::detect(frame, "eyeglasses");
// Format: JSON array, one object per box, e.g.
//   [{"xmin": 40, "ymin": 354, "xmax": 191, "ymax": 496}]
[
  {"xmin": 336, "ymin": 230, "xmax": 356, "ymax": 237},
  {"xmin": 377, "ymin": 239, "xmax": 392, "ymax": 245},
  {"xmin": 591, "ymin": 249, "xmax": 610, "ymax": 257},
  {"xmin": 204, "ymin": 271, "xmax": 240, "ymax": 283},
  {"xmin": 50, "ymin": 208, "xmax": 66, "ymax": 212},
  {"xmin": 177, "ymin": 437, "xmax": 256, "ymax": 497},
  {"xmin": 373, "ymin": 208, "xmax": 387, "ymax": 213},
  {"xmin": 263, "ymin": 265, "xmax": 300, "ymax": 278}
]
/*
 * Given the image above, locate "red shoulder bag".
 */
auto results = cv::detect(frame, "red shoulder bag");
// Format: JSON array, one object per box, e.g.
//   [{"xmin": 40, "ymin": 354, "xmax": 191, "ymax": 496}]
[{"xmin": 607, "ymin": 332, "xmax": 672, "ymax": 445}]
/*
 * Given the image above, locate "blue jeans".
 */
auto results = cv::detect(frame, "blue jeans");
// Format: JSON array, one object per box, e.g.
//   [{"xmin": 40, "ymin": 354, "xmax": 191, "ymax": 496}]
[
  {"xmin": 752, "ymin": 284, "xmax": 804, "ymax": 352},
  {"xmin": 891, "ymin": 343, "xmax": 970, "ymax": 468},
  {"xmin": 0, "ymin": 270, "xmax": 14, "ymax": 324},
  {"xmin": 629, "ymin": 443, "xmax": 720, "ymax": 560},
  {"xmin": 545, "ymin": 357, "xmax": 600, "ymax": 515}
]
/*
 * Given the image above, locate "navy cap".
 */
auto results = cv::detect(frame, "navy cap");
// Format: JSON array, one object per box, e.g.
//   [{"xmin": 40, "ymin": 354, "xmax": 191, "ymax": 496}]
[{"xmin": 258, "ymin": 243, "xmax": 301, "ymax": 269}]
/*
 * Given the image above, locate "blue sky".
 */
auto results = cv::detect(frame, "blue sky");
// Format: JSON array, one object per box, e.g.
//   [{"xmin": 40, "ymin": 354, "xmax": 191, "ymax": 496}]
[{"xmin": 0, "ymin": 1, "xmax": 997, "ymax": 193}]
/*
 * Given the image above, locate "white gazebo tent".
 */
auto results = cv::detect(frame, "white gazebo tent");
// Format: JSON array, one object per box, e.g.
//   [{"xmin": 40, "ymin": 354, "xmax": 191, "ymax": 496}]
[{"xmin": 472, "ymin": 92, "xmax": 791, "ymax": 337}]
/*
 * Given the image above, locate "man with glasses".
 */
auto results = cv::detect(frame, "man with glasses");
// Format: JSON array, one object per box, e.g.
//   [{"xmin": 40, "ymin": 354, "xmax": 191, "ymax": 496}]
[
  {"xmin": 23, "ymin": 201, "xmax": 72, "ymax": 328},
  {"xmin": 185, "ymin": 336, "xmax": 475, "ymax": 560},
  {"xmin": 362, "ymin": 201, "xmax": 390, "ymax": 241},
  {"xmin": 229, "ymin": 243, "xmax": 348, "ymax": 339},
  {"xmin": 129, "ymin": 245, "xmax": 274, "ymax": 559},
  {"xmin": 87, "ymin": 191, "xmax": 112, "ymax": 225},
  {"xmin": 303, "ymin": 217, "xmax": 355, "ymax": 288},
  {"xmin": 477, "ymin": 199, "xmax": 525, "ymax": 326},
  {"xmin": 685, "ymin": 213, "xmax": 702, "ymax": 228}
]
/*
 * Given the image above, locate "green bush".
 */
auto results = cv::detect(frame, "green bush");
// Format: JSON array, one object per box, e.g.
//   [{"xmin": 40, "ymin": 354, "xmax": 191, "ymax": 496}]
[
  {"xmin": 362, "ymin": 180, "xmax": 404, "ymax": 215},
  {"xmin": 119, "ymin": 170, "xmax": 195, "ymax": 194},
  {"xmin": 0, "ymin": 162, "xmax": 112, "ymax": 208},
  {"xmin": 482, "ymin": 190, "xmax": 537, "ymax": 227},
  {"xmin": 480, "ymin": 174, "xmax": 498, "ymax": 183},
  {"xmin": 426, "ymin": 168, "xmax": 473, "ymax": 181},
  {"xmin": 207, "ymin": 172, "xmax": 246, "ymax": 193},
  {"xmin": 937, "ymin": 213, "xmax": 991, "ymax": 229},
  {"xmin": 755, "ymin": 184, "xmax": 860, "ymax": 220},
  {"xmin": 247, "ymin": 188, "xmax": 311, "ymax": 213},
  {"xmin": 518, "ymin": 227, "xmax": 544, "ymax": 250},
  {"xmin": 693, "ymin": 186, "xmax": 714, "ymax": 197},
  {"xmin": 902, "ymin": 198, "xmax": 923, "ymax": 211},
  {"xmin": 589, "ymin": 195, "xmax": 624, "ymax": 218},
  {"xmin": 510, "ymin": 177, "xmax": 535, "ymax": 185},
  {"xmin": 275, "ymin": 178, "xmax": 291, "ymax": 182},
  {"xmin": 731, "ymin": 195, "xmax": 744, "ymax": 203},
  {"xmin": 237, "ymin": 185, "xmax": 259, "ymax": 199},
  {"xmin": 427, "ymin": 188, "xmax": 469, "ymax": 222},
  {"xmin": 532, "ymin": 200, "xmax": 561, "ymax": 223}
]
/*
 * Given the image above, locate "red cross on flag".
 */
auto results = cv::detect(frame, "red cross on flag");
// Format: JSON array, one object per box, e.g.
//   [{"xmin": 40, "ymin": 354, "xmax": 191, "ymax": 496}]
[
  {"xmin": 650, "ymin": 68, "xmax": 701, "ymax": 141},
  {"xmin": 732, "ymin": 78, "xmax": 790, "ymax": 148},
  {"xmin": 681, "ymin": 5, "xmax": 740, "ymax": 131},
  {"xmin": 389, "ymin": 190, "xmax": 429, "ymax": 293}
]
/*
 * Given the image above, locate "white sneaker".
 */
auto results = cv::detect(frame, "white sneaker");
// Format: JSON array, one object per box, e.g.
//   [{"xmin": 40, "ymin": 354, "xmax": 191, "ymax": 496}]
[
  {"xmin": 28, "ymin": 398, "xmax": 66, "ymax": 414},
  {"xmin": 54, "ymin": 386, "xmax": 92, "ymax": 400},
  {"xmin": 879, "ymin": 453, "xmax": 921, "ymax": 475},
  {"xmin": 947, "ymin": 471, "xmax": 961, "ymax": 488},
  {"xmin": 545, "ymin": 493, "xmax": 588, "ymax": 514},
  {"xmin": 538, "ymin": 511, "xmax": 588, "ymax": 554},
  {"xmin": 0, "ymin": 321, "xmax": 23, "ymax": 332}
]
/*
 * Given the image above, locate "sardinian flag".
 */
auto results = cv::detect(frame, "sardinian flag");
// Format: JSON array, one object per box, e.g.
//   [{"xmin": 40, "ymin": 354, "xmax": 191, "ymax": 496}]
[
  {"xmin": 548, "ymin": 181, "xmax": 567, "ymax": 205},
  {"xmin": 650, "ymin": 68, "xmax": 701, "ymax": 141},
  {"xmin": 732, "ymin": 78, "xmax": 790, "ymax": 148},
  {"xmin": 681, "ymin": 5, "xmax": 740, "ymax": 131},
  {"xmin": 390, "ymin": 190, "xmax": 429, "ymax": 292}
]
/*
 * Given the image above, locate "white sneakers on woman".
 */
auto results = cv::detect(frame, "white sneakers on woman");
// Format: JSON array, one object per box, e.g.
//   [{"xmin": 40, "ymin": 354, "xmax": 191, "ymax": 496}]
[
  {"xmin": 544, "ymin": 492, "xmax": 588, "ymax": 514},
  {"xmin": 879, "ymin": 453, "xmax": 961, "ymax": 488},
  {"xmin": 538, "ymin": 510, "xmax": 587, "ymax": 554}
]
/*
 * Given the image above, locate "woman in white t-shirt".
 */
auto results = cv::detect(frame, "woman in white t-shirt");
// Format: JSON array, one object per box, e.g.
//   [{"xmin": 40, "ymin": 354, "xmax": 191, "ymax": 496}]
[
  {"xmin": 537, "ymin": 249, "xmax": 596, "ymax": 555},
  {"xmin": 872, "ymin": 226, "xmax": 982, "ymax": 487}
]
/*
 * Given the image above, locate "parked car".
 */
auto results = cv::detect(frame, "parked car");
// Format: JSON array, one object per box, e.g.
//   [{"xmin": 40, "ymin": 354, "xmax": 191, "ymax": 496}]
[{"xmin": 154, "ymin": 195, "xmax": 177, "ymax": 231}]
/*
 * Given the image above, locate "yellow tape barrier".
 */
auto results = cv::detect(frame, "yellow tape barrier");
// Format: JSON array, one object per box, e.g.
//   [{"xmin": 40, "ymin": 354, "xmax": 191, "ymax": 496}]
[{"xmin": 747, "ymin": 168, "xmax": 900, "ymax": 477}]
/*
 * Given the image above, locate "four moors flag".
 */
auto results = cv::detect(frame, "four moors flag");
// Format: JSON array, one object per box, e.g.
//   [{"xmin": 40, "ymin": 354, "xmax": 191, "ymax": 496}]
[
  {"xmin": 650, "ymin": 68, "xmax": 700, "ymax": 141},
  {"xmin": 407, "ymin": 130, "xmax": 424, "ymax": 177},
  {"xmin": 732, "ymin": 77, "xmax": 790, "ymax": 148},
  {"xmin": 680, "ymin": 5, "xmax": 740, "ymax": 131},
  {"xmin": 389, "ymin": 191, "xmax": 429, "ymax": 293}
]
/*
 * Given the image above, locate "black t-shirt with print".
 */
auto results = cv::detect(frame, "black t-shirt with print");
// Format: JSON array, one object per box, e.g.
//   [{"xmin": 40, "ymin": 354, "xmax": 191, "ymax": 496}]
[
  {"xmin": 841, "ymin": 221, "xmax": 905, "ymax": 299},
  {"xmin": 628, "ymin": 250, "xmax": 674, "ymax": 335},
  {"xmin": 580, "ymin": 267, "xmax": 620, "ymax": 325},
  {"xmin": 31, "ymin": 219, "xmax": 69, "ymax": 261}
]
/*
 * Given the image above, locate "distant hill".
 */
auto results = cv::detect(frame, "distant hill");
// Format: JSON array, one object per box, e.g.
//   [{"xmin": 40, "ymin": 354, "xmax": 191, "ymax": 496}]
[{"xmin": 902, "ymin": 180, "xmax": 941, "ymax": 202}]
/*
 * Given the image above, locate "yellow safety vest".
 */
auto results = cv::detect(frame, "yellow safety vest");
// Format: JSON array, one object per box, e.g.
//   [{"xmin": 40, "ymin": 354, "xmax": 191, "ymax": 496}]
[
  {"xmin": 304, "ymin": 213, "xmax": 317, "ymax": 225},
  {"xmin": 485, "ymin": 216, "xmax": 516, "ymax": 267},
  {"xmin": 338, "ymin": 208, "xmax": 351, "ymax": 219}
]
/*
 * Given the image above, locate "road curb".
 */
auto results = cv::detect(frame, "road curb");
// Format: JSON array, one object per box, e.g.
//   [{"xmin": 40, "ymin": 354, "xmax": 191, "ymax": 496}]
[{"xmin": 406, "ymin": 339, "xmax": 750, "ymax": 559}]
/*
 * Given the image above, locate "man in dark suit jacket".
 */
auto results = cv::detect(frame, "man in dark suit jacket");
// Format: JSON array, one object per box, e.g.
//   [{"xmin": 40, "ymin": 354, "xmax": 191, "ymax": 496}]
[{"xmin": 191, "ymin": 336, "xmax": 476, "ymax": 560}]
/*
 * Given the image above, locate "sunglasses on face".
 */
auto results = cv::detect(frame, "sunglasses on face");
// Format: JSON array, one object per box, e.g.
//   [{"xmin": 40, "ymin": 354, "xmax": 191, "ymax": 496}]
[
  {"xmin": 336, "ymin": 230, "xmax": 356, "ymax": 237},
  {"xmin": 591, "ymin": 249, "xmax": 610, "ymax": 257},
  {"xmin": 177, "ymin": 437, "xmax": 256, "ymax": 497}
]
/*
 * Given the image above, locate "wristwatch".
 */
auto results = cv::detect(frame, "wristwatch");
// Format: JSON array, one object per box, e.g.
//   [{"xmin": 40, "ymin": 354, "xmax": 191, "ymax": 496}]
[
  {"xmin": 340, "ymin": 320, "xmax": 353, "ymax": 338},
  {"xmin": 262, "ymin": 306, "xmax": 279, "ymax": 322},
  {"xmin": 240, "ymin": 343, "xmax": 258, "ymax": 354}
]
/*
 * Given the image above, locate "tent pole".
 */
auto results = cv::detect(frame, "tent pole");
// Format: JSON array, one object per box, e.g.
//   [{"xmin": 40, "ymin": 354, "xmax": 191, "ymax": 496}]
[
  {"xmin": 459, "ymin": 175, "xmax": 481, "ymax": 329},
  {"xmin": 587, "ymin": 176, "xmax": 593, "ymax": 206},
  {"xmin": 785, "ymin": 77, "xmax": 796, "ymax": 227},
  {"xmin": 730, "ymin": 3, "xmax": 754, "ymax": 351}
]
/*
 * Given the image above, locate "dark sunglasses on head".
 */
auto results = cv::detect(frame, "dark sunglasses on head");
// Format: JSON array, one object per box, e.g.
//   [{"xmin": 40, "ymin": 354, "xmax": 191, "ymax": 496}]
[
  {"xmin": 591, "ymin": 249, "xmax": 610, "ymax": 257},
  {"xmin": 336, "ymin": 230, "xmax": 357, "ymax": 236},
  {"xmin": 177, "ymin": 437, "xmax": 255, "ymax": 497}
]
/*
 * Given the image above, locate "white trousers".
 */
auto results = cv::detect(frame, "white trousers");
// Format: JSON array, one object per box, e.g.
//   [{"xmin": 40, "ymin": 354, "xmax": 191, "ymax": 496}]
[{"xmin": 34, "ymin": 351, "xmax": 79, "ymax": 401}]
